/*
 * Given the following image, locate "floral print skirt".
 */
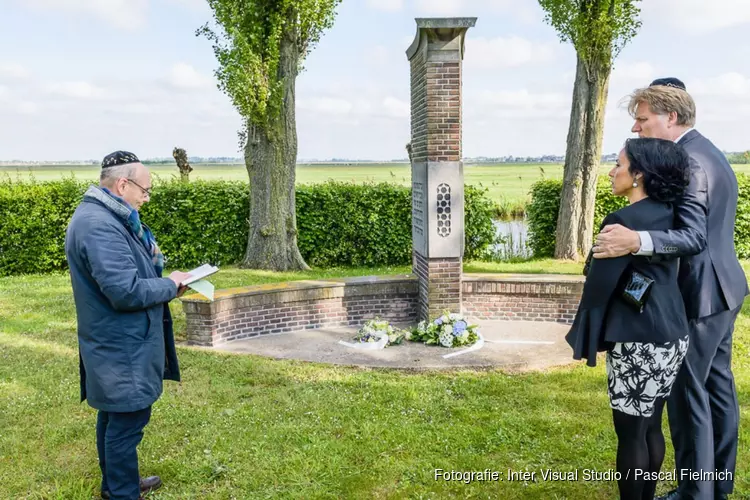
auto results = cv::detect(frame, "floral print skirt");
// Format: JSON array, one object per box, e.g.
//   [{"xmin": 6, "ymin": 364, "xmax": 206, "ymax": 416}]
[{"xmin": 606, "ymin": 335, "xmax": 689, "ymax": 417}]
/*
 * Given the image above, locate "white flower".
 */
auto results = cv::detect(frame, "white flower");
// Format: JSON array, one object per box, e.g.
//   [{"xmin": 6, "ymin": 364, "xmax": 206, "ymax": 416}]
[
  {"xmin": 439, "ymin": 330, "xmax": 454, "ymax": 347},
  {"xmin": 449, "ymin": 313, "xmax": 460, "ymax": 321},
  {"xmin": 442, "ymin": 324, "xmax": 452, "ymax": 335}
]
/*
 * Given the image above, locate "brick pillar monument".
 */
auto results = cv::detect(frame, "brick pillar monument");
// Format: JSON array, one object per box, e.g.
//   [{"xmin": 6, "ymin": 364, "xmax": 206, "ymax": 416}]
[{"xmin": 406, "ymin": 17, "xmax": 476, "ymax": 322}]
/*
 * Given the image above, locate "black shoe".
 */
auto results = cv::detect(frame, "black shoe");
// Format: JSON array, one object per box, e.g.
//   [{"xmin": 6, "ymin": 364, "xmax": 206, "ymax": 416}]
[
  {"xmin": 101, "ymin": 476, "xmax": 162, "ymax": 499},
  {"xmin": 654, "ymin": 489, "xmax": 681, "ymax": 500}
]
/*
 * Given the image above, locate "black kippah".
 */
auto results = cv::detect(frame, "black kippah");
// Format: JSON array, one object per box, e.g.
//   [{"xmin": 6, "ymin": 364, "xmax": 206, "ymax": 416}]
[
  {"xmin": 649, "ymin": 77, "xmax": 687, "ymax": 91},
  {"xmin": 102, "ymin": 151, "xmax": 140, "ymax": 169}
]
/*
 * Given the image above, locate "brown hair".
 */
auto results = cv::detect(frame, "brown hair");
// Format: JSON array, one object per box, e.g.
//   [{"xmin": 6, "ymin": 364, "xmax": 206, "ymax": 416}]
[{"xmin": 627, "ymin": 86, "xmax": 696, "ymax": 127}]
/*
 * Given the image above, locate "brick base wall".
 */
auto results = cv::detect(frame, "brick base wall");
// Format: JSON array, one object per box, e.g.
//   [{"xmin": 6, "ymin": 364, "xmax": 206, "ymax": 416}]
[
  {"xmin": 462, "ymin": 274, "xmax": 584, "ymax": 324},
  {"xmin": 182, "ymin": 276, "xmax": 418, "ymax": 347},
  {"xmin": 413, "ymin": 251, "xmax": 462, "ymax": 321},
  {"xmin": 181, "ymin": 273, "xmax": 586, "ymax": 347}
]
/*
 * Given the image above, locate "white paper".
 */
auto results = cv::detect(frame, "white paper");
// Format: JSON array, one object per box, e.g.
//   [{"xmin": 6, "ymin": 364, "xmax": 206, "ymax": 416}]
[
  {"xmin": 182, "ymin": 263, "xmax": 219, "ymax": 286},
  {"xmin": 187, "ymin": 279, "xmax": 215, "ymax": 301}
]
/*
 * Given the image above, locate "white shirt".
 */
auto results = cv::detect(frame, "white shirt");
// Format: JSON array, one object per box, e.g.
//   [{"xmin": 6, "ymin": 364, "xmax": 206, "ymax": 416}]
[{"xmin": 633, "ymin": 128, "xmax": 695, "ymax": 255}]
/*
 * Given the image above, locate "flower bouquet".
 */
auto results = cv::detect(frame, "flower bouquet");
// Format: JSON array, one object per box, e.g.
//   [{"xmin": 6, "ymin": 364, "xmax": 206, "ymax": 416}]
[
  {"xmin": 353, "ymin": 318, "xmax": 407, "ymax": 347},
  {"xmin": 409, "ymin": 311, "xmax": 479, "ymax": 348}
]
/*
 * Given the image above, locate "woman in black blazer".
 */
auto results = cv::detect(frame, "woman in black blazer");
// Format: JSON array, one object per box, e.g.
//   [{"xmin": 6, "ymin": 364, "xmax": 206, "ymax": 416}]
[{"xmin": 566, "ymin": 138, "xmax": 691, "ymax": 500}]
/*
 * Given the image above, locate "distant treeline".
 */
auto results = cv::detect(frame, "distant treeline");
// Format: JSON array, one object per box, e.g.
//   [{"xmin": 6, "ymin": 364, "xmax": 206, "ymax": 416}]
[
  {"xmin": 5, "ymin": 151, "xmax": 749, "ymax": 166},
  {"xmin": 727, "ymin": 152, "xmax": 750, "ymax": 164},
  {"xmin": 146, "ymin": 151, "xmax": 750, "ymax": 165},
  {"xmin": 142, "ymin": 158, "xmax": 241, "ymax": 165}
]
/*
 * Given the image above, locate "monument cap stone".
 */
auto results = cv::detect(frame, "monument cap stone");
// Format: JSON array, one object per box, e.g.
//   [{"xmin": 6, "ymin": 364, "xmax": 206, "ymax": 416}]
[{"xmin": 406, "ymin": 17, "xmax": 477, "ymax": 60}]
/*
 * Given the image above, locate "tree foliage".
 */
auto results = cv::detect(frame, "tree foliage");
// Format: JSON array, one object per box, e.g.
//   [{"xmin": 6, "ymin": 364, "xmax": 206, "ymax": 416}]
[
  {"xmin": 197, "ymin": 0, "xmax": 341, "ymax": 139},
  {"xmin": 537, "ymin": 0, "xmax": 642, "ymax": 259},
  {"xmin": 196, "ymin": 0, "xmax": 341, "ymax": 271},
  {"xmin": 172, "ymin": 147, "xmax": 193, "ymax": 183},
  {"xmin": 538, "ymin": 0, "xmax": 641, "ymax": 74}
]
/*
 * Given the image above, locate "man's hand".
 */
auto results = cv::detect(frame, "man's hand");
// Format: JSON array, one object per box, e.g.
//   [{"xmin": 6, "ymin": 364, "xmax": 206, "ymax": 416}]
[
  {"xmin": 168, "ymin": 271, "xmax": 192, "ymax": 296},
  {"xmin": 592, "ymin": 224, "xmax": 641, "ymax": 259}
]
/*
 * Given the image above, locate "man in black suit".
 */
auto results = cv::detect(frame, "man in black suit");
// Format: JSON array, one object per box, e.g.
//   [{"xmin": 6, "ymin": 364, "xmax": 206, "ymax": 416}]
[{"xmin": 592, "ymin": 78, "xmax": 749, "ymax": 500}]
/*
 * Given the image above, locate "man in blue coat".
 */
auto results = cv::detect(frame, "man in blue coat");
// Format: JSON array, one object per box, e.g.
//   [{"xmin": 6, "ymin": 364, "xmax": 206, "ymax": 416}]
[{"xmin": 65, "ymin": 151, "xmax": 192, "ymax": 500}]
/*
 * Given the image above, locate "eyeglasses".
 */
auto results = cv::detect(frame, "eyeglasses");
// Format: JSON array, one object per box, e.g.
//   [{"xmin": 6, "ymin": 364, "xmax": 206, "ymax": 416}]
[{"xmin": 126, "ymin": 178, "xmax": 152, "ymax": 197}]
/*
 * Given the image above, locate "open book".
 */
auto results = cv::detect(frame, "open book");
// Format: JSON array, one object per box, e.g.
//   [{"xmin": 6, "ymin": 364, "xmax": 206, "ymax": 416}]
[{"xmin": 182, "ymin": 263, "xmax": 220, "ymax": 286}]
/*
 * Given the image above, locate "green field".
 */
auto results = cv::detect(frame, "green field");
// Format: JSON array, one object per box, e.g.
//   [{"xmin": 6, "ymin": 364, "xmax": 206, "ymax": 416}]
[{"xmin": 3, "ymin": 163, "xmax": 748, "ymax": 217}]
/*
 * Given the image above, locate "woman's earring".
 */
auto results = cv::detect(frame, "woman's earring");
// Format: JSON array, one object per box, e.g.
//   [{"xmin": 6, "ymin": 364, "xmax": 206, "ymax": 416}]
[{"xmin": 632, "ymin": 180, "xmax": 638, "ymax": 188}]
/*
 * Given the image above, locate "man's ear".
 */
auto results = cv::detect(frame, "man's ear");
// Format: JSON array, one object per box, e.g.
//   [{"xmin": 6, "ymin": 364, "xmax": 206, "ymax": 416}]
[
  {"xmin": 668, "ymin": 111, "xmax": 679, "ymax": 127},
  {"xmin": 114, "ymin": 177, "xmax": 127, "ymax": 194}
]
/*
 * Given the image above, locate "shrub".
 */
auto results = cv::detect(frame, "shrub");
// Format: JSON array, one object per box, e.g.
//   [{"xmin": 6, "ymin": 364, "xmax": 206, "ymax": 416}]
[
  {"xmin": 526, "ymin": 180, "xmax": 562, "ymax": 259},
  {"xmin": 735, "ymin": 174, "xmax": 750, "ymax": 258},
  {"xmin": 527, "ymin": 174, "xmax": 750, "ymax": 258},
  {"xmin": 139, "ymin": 180, "xmax": 249, "ymax": 268},
  {"xmin": 296, "ymin": 182, "xmax": 500, "ymax": 266},
  {"xmin": 0, "ymin": 179, "xmax": 500, "ymax": 275},
  {"xmin": 295, "ymin": 182, "xmax": 412, "ymax": 267},
  {"xmin": 0, "ymin": 177, "xmax": 84, "ymax": 275},
  {"xmin": 464, "ymin": 185, "xmax": 502, "ymax": 261}
]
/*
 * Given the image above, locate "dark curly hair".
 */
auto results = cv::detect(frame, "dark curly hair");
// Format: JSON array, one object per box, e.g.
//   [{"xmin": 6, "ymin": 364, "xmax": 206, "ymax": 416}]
[{"xmin": 624, "ymin": 138, "xmax": 691, "ymax": 203}]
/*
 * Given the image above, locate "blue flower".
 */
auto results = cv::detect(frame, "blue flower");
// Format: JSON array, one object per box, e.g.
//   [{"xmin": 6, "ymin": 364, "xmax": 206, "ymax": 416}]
[
  {"xmin": 435, "ymin": 318, "xmax": 443, "ymax": 325},
  {"xmin": 452, "ymin": 321, "xmax": 467, "ymax": 336}
]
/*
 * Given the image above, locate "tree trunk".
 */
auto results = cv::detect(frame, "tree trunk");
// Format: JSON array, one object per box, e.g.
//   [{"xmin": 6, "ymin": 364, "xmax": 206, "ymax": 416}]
[
  {"xmin": 241, "ymin": 15, "xmax": 310, "ymax": 271},
  {"xmin": 577, "ymin": 67, "xmax": 610, "ymax": 257},
  {"xmin": 554, "ymin": 56, "xmax": 587, "ymax": 260},
  {"xmin": 554, "ymin": 55, "xmax": 611, "ymax": 260}
]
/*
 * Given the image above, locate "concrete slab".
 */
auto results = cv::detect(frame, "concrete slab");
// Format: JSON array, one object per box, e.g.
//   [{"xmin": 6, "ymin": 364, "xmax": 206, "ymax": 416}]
[{"xmin": 209, "ymin": 320, "xmax": 579, "ymax": 372}]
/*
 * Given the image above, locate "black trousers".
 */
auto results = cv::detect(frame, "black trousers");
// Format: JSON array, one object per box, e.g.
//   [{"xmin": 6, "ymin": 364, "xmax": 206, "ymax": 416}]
[
  {"xmin": 667, "ymin": 304, "xmax": 741, "ymax": 499},
  {"xmin": 96, "ymin": 406, "xmax": 152, "ymax": 500}
]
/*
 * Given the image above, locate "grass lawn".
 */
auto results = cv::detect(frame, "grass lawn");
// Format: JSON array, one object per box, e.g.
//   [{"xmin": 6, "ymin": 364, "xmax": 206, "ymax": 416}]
[
  {"xmin": 2, "ymin": 163, "xmax": 748, "ymax": 216},
  {"xmin": 464, "ymin": 259, "xmax": 584, "ymax": 276},
  {"xmin": 1, "ymin": 262, "xmax": 749, "ymax": 499}
]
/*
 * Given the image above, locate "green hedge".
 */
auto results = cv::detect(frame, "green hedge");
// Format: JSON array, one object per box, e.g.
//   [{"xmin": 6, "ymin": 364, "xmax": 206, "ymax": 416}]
[
  {"xmin": 295, "ymin": 182, "xmax": 412, "ymax": 267},
  {"xmin": 526, "ymin": 180, "xmax": 563, "ymax": 259},
  {"xmin": 0, "ymin": 179, "xmax": 500, "ymax": 275},
  {"xmin": 735, "ymin": 174, "xmax": 750, "ymax": 258},
  {"xmin": 527, "ymin": 173, "xmax": 750, "ymax": 258},
  {"xmin": 140, "ymin": 180, "xmax": 249, "ymax": 268},
  {"xmin": 0, "ymin": 178, "xmax": 84, "ymax": 274}
]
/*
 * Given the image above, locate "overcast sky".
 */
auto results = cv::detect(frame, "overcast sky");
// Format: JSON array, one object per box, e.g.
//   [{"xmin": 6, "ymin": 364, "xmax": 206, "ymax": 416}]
[{"xmin": 1, "ymin": 0, "xmax": 749, "ymax": 161}]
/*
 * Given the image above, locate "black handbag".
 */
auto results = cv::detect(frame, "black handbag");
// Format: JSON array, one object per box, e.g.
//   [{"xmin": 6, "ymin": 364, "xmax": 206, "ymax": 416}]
[{"xmin": 619, "ymin": 269, "xmax": 654, "ymax": 313}]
